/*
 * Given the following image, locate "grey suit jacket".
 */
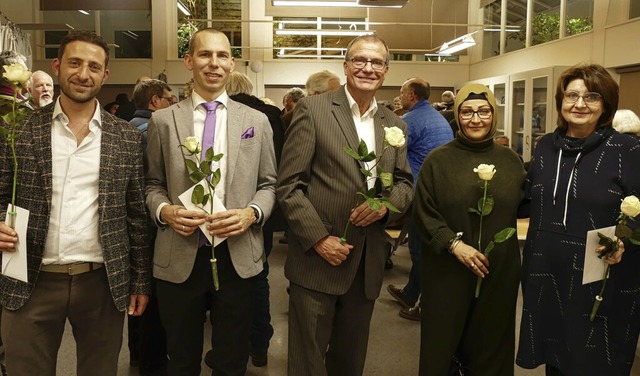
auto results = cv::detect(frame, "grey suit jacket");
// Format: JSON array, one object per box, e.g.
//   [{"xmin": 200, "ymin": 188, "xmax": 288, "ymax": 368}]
[
  {"xmin": 0, "ymin": 102, "xmax": 151, "ymax": 311},
  {"xmin": 145, "ymin": 97, "xmax": 277, "ymax": 283},
  {"xmin": 277, "ymin": 86, "xmax": 414, "ymax": 300}
]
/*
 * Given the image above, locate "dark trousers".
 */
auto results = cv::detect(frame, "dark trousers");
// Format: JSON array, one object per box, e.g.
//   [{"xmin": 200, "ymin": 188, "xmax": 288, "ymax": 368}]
[
  {"xmin": 546, "ymin": 364, "xmax": 565, "ymax": 376},
  {"xmin": 250, "ymin": 228, "xmax": 274, "ymax": 355},
  {"xmin": 128, "ymin": 292, "xmax": 167, "ymax": 374},
  {"xmin": 403, "ymin": 221, "xmax": 421, "ymax": 305},
  {"xmin": 156, "ymin": 242, "xmax": 254, "ymax": 376}
]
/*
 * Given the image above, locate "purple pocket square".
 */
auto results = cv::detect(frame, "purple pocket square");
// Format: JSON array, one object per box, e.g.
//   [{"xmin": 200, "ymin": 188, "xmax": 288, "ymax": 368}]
[{"xmin": 241, "ymin": 127, "xmax": 254, "ymax": 139}]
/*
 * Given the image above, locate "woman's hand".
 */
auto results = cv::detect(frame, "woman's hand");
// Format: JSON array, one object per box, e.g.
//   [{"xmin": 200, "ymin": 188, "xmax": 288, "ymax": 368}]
[
  {"xmin": 596, "ymin": 239, "xmax": 625, "ymax": 265},
  {"xmin": 451, "ymin": 241, "xmax": 489, "ymax": 278}
]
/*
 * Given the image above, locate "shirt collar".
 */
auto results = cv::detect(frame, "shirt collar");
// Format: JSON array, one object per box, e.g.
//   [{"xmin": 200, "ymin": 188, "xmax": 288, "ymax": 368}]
[
  {"xmin": 190, "ymin": 90, "xmax": 229, "ymax": 111},
  {"xmin": 344, "ymin": 88, "xmax": 378, "ymax": 119},
  {"xmin": 52, "ymin": 97, "xmax": 103, "ymax": 129}
]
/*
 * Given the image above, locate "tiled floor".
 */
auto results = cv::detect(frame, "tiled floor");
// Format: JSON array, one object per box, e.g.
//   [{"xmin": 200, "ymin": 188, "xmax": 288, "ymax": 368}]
[{"xmin": 49, "ymin": 232, "xmax": 640, "ymax": 375}]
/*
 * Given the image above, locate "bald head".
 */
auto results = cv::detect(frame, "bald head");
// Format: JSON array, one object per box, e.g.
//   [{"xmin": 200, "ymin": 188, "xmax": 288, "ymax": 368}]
[
  {"xmin": 27, "ymin": 70, "xmax": 55, "ymax": 108},
  {"xmin": 400, "ymin": 77, "xmax": 430, "ymax": 111}
]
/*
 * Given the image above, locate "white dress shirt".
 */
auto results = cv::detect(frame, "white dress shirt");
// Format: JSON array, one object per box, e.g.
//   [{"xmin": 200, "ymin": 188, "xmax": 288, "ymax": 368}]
[
  {"xmin": 42, "ymin": 99, "xmax": 103, "ymax": 265},
  {"xmin": 345, "ymin": 90, "xmax": 378, "ymax": 190}
]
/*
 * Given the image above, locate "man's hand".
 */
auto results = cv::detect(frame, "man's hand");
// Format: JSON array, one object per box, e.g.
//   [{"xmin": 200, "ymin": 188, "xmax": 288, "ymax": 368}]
[
  {"xmin": 313, "ymin": 235, "xmax": 353, "ymax": 266},
  {"xmin": 349, "ymin": 201, "xmax": 388, "ymax": 227},
  {"xmin": 206, "ymin": 208, "xmax": 255, "ymax": 238},
  {"xmin": 0, "ymin": 222, "xmax": 17, "ymax": 252},
  {"xmin": 160, "ymin": 205, "xmax": 206, "ymax": 237},
  {"xmin": 128, "ymin": 294, "xmax": 149, "ymax": 316},
  {"xmin": 596, "ymin": 239, "xmax": 625, "ymax": 265}
]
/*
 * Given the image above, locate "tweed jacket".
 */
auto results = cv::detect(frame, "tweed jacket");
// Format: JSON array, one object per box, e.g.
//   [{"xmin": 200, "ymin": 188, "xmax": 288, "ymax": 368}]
[
  {"xmin": 0, "ymin": 101, "xmax": 151, "ymax": 311},
  {"xmin": 276, "ymin": 86, "xmax": 414, "ymax": 300},
  {"xmin": 145, "ymin": 97, "xmax": 277, "ymax": 283}
]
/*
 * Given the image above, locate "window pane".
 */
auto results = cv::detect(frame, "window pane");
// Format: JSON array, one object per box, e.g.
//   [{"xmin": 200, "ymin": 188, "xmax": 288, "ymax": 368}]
[
  {"xmin": 530, "ymin": 0, "xmax": 561, "ymax": 46},
  {"xmin": 504, "ymin": 0, "xmax": 527, "ymax": 53},
  {"xmin": 566, "ymin": 0, "xmax": 593, "ymax": 36},
  {"xmin": 101, "ymin": 10, "xmax": 152, "ymax": 59},
  {"xmin": 482, "ymin": 0, "xmax": 502, "ymax": 59},
  {"xmin": 630, "ymin": 0, "xmax": 640, "ymax": 19}
]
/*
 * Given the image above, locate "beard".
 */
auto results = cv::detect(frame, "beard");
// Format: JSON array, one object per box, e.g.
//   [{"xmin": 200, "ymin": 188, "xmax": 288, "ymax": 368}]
[
  {"xmin": 59, "ymin": 79, "xmax": 101, "ymax": 104},
  {"xmin": 38, "ymin": 95, "xmax": 53, "ymax": 108}
]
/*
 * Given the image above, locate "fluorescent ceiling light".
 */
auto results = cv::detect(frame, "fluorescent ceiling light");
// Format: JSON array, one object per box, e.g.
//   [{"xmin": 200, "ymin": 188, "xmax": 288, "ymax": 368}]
[
  {"xmin": 483, "ymin": 28, "xmax": 520, "ymax": 32},
  {"xmin": 275, "ymin": 29, "xmax": 374, "ymax": 36},
  {"xmin": 438, "ymin": 34, "xmax": 476, "ymax": 55},
  {"xmin": 78, "ymin": 10, "xmax": 90, "ymax": 15},
  {"xmin": 272, "ymin": 0, "xmax": 405, "ymax": 7},
  {"xmin": 177, "ymin": 1, "xmax": 191, "ymax": 16}
]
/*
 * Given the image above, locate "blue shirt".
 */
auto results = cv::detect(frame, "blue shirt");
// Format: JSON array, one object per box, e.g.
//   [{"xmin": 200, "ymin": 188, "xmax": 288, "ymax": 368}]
[{"xmin": 403, "ymin": 100, "xmax": 453, "ymax": 183}]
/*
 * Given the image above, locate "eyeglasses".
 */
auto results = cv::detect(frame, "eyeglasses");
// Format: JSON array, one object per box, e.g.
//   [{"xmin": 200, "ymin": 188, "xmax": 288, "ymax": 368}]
[
  {"xmin": 348, "ymin": 57, "xmax": 387, "ymax": 71},
  {"xmin": 160, "ymin": 96, "xmax": 173, "ymax": 102},
  {"xmin": 563, "ymin": 91, "xmax": 602, "ymax": 105},
  {"xmin": 459, "ymin": 108, "xmax": 492, "ymax": 120}
]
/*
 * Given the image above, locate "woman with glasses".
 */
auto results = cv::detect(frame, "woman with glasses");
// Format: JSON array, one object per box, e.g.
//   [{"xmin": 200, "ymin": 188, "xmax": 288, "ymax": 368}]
[
  {"xmin": 413, "ymin": 83, "xmax": 526, "ymax": 375},
  {"xmin": 516, "ymin": 64, "xmax": 640, "ymax": 376}
]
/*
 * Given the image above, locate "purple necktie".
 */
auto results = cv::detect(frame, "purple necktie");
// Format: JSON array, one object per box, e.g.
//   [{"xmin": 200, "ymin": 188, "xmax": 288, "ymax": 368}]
[
  {"xmin": 199, "ymin": 101, "xmax": 220, "ymax": 248},
  {"xmin": 201, "ymin": 101, "xmax": 220, "ymax": 159}
]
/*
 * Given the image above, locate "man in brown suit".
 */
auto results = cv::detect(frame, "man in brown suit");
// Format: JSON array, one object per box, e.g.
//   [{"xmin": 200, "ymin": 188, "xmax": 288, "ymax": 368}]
[
  {"xmin": 276, "ymin": 34, "xmax": 414, "ymax": 376},
  {"xmin": 0, "ymin": 31, "xmax": 150, "ymax": 375}
]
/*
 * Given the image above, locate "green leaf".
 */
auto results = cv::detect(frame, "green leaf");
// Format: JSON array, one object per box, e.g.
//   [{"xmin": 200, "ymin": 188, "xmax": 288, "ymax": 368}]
[
  {"xmin": 212, "ymin": 153, "xmax": 223, "ymax": 162},
  {"xmin": 360, "ymin": 167, "xmax": 372, "ymax": 177},
  {"xmin": 366, "ymin": 197, "xmax": 383, "ymax": 211},
  {"xmin": 468, "ymin": 207, "xmax": 481, "ymax": 215},
  {"xmin": 615, "ymin": 223, "xmax": 632, "ymax": 239},
  {"xmin": 480, "ymin": 196, "xmax": 494, "ymax": 216},
  {"xmin": 184, "ymin": 159, "xmax": 198, "ymax": 172},
  {"xmin": 204, "ymin": 147, "xmax": 215, "ymax": 161},
  {"xmin": 379, "ymin": 171, "xmax": 393, "ymax": 189},
  {"xmin": 360, "ymin": 151, "xmax": 376, "ymax": 163},
  {"xmin": 200, "ymin": 161, "xmax": 212, "ymax": 176},
  {"xmin": 484, "ymin": 241, "xmax": 495, "ymax": 256},
  {"xmin": 629, "ymin": 237, "xmax": 640, "ymax": 246},
  {"xmin": 189, "ymin": 171, "xmax": 206, "ymax": 183},
  {"xmin": 191, "ymin": 184, "xmax": 205, "ymax": 205},
  {"xmin": 357, "ymin": 139, "xmax": 369, "ymax": 157},
  {"xmin": 343, "ymin": 145, "xmax": 361, "ymax": 160},
  {"xmin": 596, "ymin": 232, "xmax": 617, "ymax": 258},
  {"xmin": 201, "ymin": 194, "xmax": 210, "ymax": 208},
  {"xmin": 211, "ymin": 169, "xmax": 221, "ymax": 186},
  {"xmin": 383, "ymin": 199, "xmax": 401, "ymax": 213},
  {"xmin": 494, "ymin": 227, "xmax": 516, "ymax": 243}
]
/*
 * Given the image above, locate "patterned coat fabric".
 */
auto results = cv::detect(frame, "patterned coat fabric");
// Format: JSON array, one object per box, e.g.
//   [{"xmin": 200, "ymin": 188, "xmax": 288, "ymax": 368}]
[
  {"xmin": 276, "ymin": 86, "xmax": 414, "ymax": 300},
  {"xmin": 517, "ymin": 128, "xmax": 640, "ymax": 375},
  {"xmin": 413, "ymin": 135, "xmax": 525, "ymax": 376},
  {"xmin": 0, "ymin": 103, "xmax": 151, "ymax": 311}
]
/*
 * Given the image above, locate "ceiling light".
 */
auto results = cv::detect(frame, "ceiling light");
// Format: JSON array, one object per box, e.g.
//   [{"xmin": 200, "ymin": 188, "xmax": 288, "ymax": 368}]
[
  {"xmin": 78, "ymin": 10, "xmax": 90, "ymax": 15},
  {"xmin": 275, "ymin": 29, "xmax": 375, "ymax": 36},
  {"xmin": 177, "ymin": 1, "xmax": 191, "ymax": 16},
  {"xmin": 438, "ymin": 34, "xmax": 476, "ymax": 55},
  {"xmin": 272, "ymin": 0, "xmax": 406, "ymax": 7}
]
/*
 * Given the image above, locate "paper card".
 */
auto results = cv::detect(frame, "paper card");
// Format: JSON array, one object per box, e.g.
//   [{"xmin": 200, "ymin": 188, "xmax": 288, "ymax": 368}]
[
  {"xmin": 178, "ymin": 179, "xmax": 227, "ymax": 247},
  {"xmin": 582, "ymin": 226, "xmax": 616, "ymax": 285},
  {"xmin": 2, "ymin": 205, "xmax": 29, "ymax": 283}
]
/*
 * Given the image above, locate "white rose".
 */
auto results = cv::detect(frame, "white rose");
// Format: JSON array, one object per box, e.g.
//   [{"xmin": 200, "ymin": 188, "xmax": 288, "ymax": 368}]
[
  {"xmin": 473, "ymin": 164, "xmax": 496, "ymax": 181},
  {"xmin": 384, "ymin": 126, "xmax": 405, "ymax": 147},
  {"xmin": 183, "ymin": 136, "xmax": 201, "ymax": 154},
  {"xmin": 2, "ymin": 64, "xmax": 31, "ymax": 86},
  {"xmin": 620, "ymin": 195, "xmax": 640, "ymax": 218}
]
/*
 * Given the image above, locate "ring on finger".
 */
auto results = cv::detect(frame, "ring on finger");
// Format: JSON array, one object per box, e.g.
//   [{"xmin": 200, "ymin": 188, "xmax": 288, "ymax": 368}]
[
  {"xmin": 469, "ymin": 262, "xmax": 475, "ymax": 269},
  {"xmin": 182, "ymin": 225, "xmax": 185, "ymax": 231}
]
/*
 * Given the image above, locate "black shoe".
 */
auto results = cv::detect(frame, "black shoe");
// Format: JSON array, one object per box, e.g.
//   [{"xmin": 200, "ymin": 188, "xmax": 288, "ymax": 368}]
[
  {"xmin": 385, "ymin": 258, "xmax": 394, "ymax": 270},
  {"xmin": 399, "ymin": 306, "xmax": 421, "ymax": 321},
  {"xmin": 386, "ymin": 284, "xmax": 413, "ymax": 309},
  {"xmin": 204, "ymin": 350, "xmax": 214, "ymax": 369},
  {"xmin": 250, "ymin": 352, "xmax": 268, "ymax": 367}
]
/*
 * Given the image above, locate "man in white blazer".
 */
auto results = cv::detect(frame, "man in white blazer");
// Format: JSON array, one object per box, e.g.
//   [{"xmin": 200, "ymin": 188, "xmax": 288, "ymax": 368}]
[{"xmin": 145, "ymin": 29, "xmax": 277, "ymax": 376}]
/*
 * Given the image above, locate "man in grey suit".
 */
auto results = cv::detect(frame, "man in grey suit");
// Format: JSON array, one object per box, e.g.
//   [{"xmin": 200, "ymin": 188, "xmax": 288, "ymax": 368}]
[
  {"xmin": 145, "ymin": 28, "xmax": 277, "ymax": 375},
  {"xmin": 277, "ymin": 34, "xmax": 414, "ymax": 376},
  {"xmin": 0, "ymin": 31, "xmax": 150, "ymax": 375}
]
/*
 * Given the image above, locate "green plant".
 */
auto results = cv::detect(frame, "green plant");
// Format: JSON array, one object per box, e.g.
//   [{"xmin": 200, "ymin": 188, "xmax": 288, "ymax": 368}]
[{"xmin": 508, "ymin": 13, "xmax": 592, "ymax": 47}]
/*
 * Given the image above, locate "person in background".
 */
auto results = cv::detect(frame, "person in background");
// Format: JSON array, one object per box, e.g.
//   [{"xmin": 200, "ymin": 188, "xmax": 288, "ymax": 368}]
[
  {"xmin": 517, "ymin": 64, "xmax": 640, "ymax": 376},
  {"xmin": 127, "ymin": 78, "xmax": 172, "ymax": 375},
  {"xmin": 277, "ymin": 34, "xmax": 414, "ymax": 376},
  {"xmin": 387, "ymin": 77, "xmax": 453, "ymax": 322},
  {"xmin": 436, "ymin": 90, "xmax": 456, "ymax": 126},
  {"xmin": 393, "ymin": 95, "xmax": 408, "ymax": 117},
  {"xmin": 26, "ymin": 70, "xmax": 54, "ymax": 108},
  {"xmin": 145, "ymin": 28, "xmax": 277, "ymax": 375},
  {"xmin": 494, "ymin": 134, "xmax": 510, "ymax": 147},
  {"xmin": 305, "ymin": 69, "xmax": 341, "ymax": 96},
  {"xmin": 104, "ymin": 101, "xmax": 119, "ymax": 115},
  {"xmin": 413, "ymin": 83, "xmax": 525, "ymax": 375},
  {"xmin": 0, "ymin": 30, "xmax": 150, "ymax": 376},
  {"xmin": 612, "ymin": 109, "xmax": 640, "ymax": 137},
  {"xmin": 170, "ymin": 94, "xmax": 178, "ymax": 105},
  {"xmin": 280, "ymin": 87, "xmax": 305, "ymax": 129},
  {"xmin": 114, "ymin": 92, "xmax": 136, "ymax": 121}
]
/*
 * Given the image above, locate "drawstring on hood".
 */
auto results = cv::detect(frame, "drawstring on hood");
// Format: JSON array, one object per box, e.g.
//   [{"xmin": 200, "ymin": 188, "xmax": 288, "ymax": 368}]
[{"xmin": 551, "ymin": 126, "xmax": 614, "ymax": 230}]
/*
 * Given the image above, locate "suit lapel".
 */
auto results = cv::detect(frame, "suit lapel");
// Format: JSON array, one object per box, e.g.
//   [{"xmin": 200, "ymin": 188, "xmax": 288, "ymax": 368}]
[
  {"xmin": 98, "ymin": 111, "xmax": 118, "ymax": 215},
  {"xmin": 225, "ymin": 99, "xmax": 242, "ymax": 191},
  {"xmin": 331, "ymin": 88, "xmax": 360, "ymax": 153},
  {"xmin": 173, "ymin": 101, "xmax": 196, "ymax": 162}
]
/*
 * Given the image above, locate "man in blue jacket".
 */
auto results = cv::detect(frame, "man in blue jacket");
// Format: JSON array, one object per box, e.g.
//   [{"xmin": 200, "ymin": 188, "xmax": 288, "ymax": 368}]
[{"xmin": 387, "ymin": 77, "xmax": 453, "ymax": 320}]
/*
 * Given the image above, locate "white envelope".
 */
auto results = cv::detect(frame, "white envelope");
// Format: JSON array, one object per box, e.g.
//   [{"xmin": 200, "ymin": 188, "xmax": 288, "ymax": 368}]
[
  {"xmin": 582, "ymin": 225, "xmax": 616, "ymax": 285},
  {"xmin": 2, "ymin": 205, "xmax": 29, "ymax": 283},
  {"xmin": 178, "ymin": 179, "xmax": 227, "ymax": 247}
]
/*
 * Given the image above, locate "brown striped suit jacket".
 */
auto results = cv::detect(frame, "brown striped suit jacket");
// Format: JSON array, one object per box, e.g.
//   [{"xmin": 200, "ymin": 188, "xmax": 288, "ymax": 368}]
[
  {"xmin": 0, "ymin": 102, "xmax": 151, "ymax": 311},
  {"xmin": 276, "ymin": 86, "xmax": 414, "ymax": 299}
]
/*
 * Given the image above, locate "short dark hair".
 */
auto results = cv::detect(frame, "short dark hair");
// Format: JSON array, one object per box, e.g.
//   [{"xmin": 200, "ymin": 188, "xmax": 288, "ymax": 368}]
[
  {"xmin": 407, "ymin": 79, "xmax": 430, "ymax": 101},
  {"xmin": 555, "ymin": 63, "xmax": 619, "ymax": 128},
  {"xmin": 133, "ymin": 79, "xmax": 172, "ymax": 110},
  {"xmin": 187, "ymin": 28, "xmax": 228, "ymax": 57},
  {"xmin": 57, "ymin": 30, "xmax": 110, "ymax": 67},
  {"xmin": 344, "ymin": 34, "xmax": 390, "ymax": 66}
]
